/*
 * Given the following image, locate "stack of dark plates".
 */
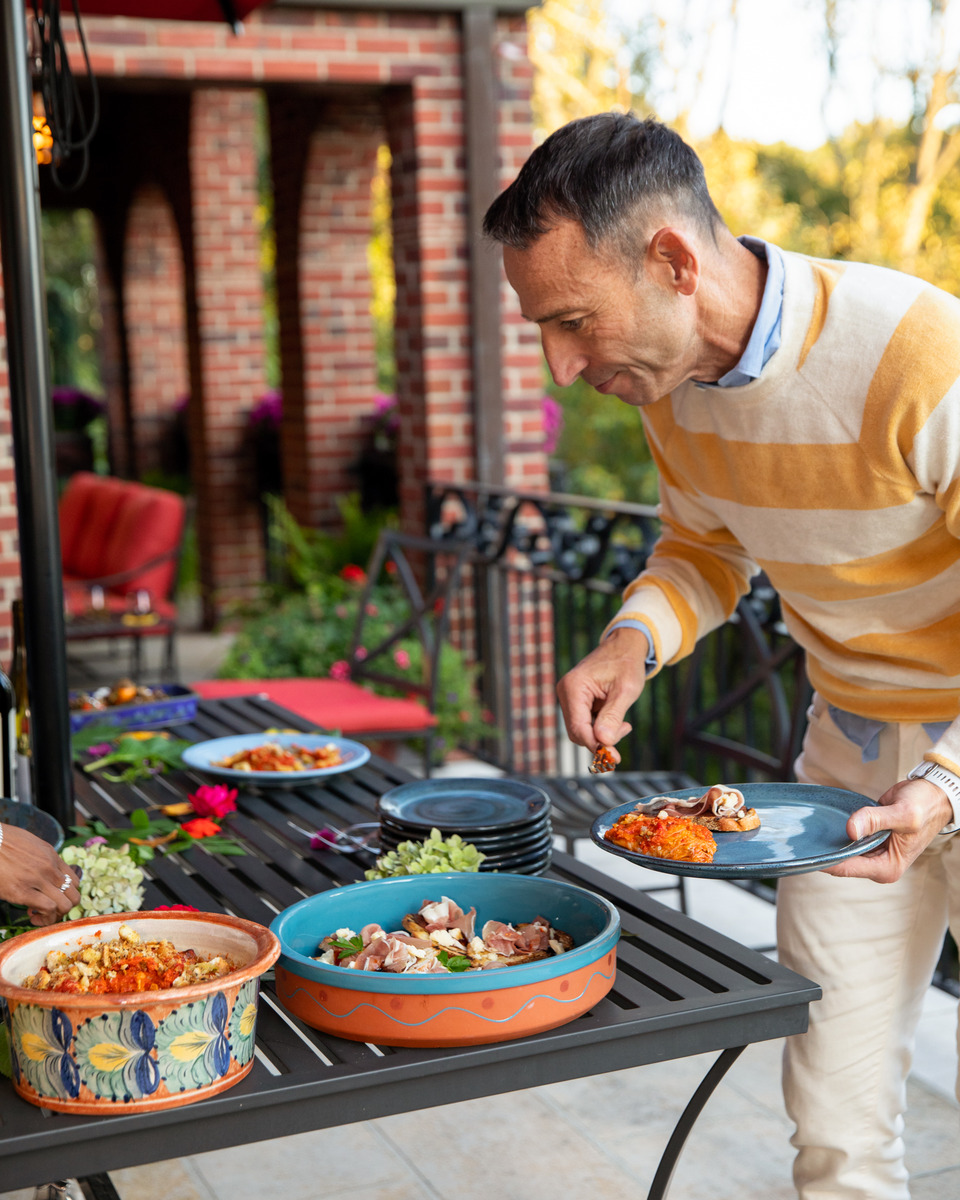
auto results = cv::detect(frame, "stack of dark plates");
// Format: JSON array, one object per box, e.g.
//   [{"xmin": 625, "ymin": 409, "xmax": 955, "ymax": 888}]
[{"xmin": 377, "ymin": 778, "xmax": 554, "ymax": 875}]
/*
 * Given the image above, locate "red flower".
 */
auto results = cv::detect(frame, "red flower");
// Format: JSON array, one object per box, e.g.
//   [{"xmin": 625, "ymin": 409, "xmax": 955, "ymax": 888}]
[
  {"xmin": 182, "ymin": 817, "xmax": 222, "ymax": 839},
  {"xmin": 153, "ymin": 904, "xmax": 201, "ymax": 912},
  {"xmin": 189, "ymin": 783, "xmax": 238, "ymax": 819},
  {"xmin": 339, "ymin": 564, "xmax": 367, "ymax": 585}
]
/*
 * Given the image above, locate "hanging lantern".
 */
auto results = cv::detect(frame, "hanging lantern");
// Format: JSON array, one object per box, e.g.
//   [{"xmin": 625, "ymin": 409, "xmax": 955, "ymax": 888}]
[{"xmin": 32, "ymin": 92, "xmax": 53, "ymax": 167}]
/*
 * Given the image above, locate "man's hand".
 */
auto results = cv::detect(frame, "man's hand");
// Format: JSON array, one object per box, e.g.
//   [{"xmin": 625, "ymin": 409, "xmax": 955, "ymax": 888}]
[
  {"xmin": 0, "ymin": 824, "xmax": 80, "ymax": 925},
  {"xmin": 556, "ymin": 626, "xmax": 650, "ymax": 760},
  {"xmin": 823, "ymin": 777, "xmax": 954, "ymax": 884}
]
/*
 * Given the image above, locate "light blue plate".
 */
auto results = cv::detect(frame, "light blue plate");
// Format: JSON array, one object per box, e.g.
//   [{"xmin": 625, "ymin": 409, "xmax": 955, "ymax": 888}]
[
  {"xmin": 270, "ymin": 871, "xmax": 620, "ymax": 994},
  {"xmin": 591, "ymin": 782, "xmax": 888, "ymax": 878},
  {"xmin": 182, "ymin": 732, "xmax": 371, "ymax": 785}
]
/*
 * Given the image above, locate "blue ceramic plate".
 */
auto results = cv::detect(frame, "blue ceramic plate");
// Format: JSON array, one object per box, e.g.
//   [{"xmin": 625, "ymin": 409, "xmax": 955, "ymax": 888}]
[
  {"xmin": 0, "ymin": 798, "xmax": 63, "ymax": 850},
  {"xmin": 182, "ymin": 733, "xmax": 371, "ymax": 784},
  {"xmin": 378, "ymin": 778, "xmax": 551, "ymax": 834},
  {"xmin": 591, "ymin": 782, "xmax": 888, "ymax": 878},
  {"xmin": 270, "ymin": 872, "xmax": 619, "ymax": 995}
]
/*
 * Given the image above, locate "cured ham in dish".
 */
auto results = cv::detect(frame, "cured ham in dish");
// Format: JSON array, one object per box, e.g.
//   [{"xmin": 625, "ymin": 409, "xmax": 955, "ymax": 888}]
[
  {"xmin": 314, "ymin": 895, "xmax": 574, "ymax": 974},
  {"xmin": 636, "ymin": 784, "xmax": 761, "ymax": 832}
]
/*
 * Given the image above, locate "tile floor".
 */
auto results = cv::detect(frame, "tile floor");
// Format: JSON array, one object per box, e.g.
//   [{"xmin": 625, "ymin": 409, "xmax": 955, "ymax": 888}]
[{"xmin": 6, "ymin": 628, "xmax": 953, "ymax": 1199}]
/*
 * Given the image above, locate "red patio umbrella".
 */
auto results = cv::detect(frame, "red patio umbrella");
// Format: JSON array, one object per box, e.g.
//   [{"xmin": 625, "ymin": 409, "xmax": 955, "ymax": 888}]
[{"xmin": 0, "ymin": 0, "xmax": 268, "ymax": 827}]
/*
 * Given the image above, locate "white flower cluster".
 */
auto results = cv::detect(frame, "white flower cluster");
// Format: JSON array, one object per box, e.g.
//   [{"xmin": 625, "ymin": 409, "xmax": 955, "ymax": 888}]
[{"xmin": 61, "ymin": 844, "xmax": 146, "ymax": 919}]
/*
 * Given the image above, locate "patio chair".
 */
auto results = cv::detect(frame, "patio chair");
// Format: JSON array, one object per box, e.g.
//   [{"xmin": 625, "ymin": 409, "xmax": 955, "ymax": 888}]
[
  {"xmin": 59, "ymin": 472, "xmax": 188, "ymax": 679},
  {"xmin": 192, "ymin": 530, "xmax": 472, "ymax": 775}
]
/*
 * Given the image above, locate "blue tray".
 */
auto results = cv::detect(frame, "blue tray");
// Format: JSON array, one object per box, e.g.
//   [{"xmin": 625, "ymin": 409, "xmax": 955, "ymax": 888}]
[{"xmin": 68, "ymin": 685, "xmax": 198, "ymax": 734}]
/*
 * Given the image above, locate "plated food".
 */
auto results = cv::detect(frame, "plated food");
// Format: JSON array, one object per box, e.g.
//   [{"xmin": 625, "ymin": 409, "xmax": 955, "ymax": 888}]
[
  {"xmin": 22, "ymin": 924, "xmax": 237, "ymax": 994},
  {"xmin": 213, "ymin": 740, "xmax": 344, "ymax": 772},
  {"xmin": 592, "ymin": 781, "xmax": 886, "ymax": 879},
  {"xmin": 69, "ymin": 678, "xmax": 168, "ymax": 712},
  {"xmin": 315, "ymin": 895, "xmax": 573, "ymax": 975},
  {"xmin": 603, "ymin": 784, "xmax": 761, "ymax": 863}
]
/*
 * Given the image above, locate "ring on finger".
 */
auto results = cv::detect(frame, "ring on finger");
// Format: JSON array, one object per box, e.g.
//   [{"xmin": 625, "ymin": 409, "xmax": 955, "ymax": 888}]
[{"xmin": 59, "ymin": 873, "xmax": 73, "ymax": 893}]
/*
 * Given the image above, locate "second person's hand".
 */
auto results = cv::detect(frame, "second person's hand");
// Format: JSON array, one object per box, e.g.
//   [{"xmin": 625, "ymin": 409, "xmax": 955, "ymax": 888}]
[{"xmin": 556, "ymin": 626, "xmax": 650, "ymax": 756}]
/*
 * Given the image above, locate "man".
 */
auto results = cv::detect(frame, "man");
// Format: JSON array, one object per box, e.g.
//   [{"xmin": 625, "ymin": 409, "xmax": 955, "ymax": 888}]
[{"xmin": 483, "ymin": 111, "xmax": 960, "ymax": 1200}]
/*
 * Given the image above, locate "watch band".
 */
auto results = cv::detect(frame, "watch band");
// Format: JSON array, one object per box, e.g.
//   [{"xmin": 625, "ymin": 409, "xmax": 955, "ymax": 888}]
[{"xmin": 907, "ymin": 760, "xmax": 960, "ymax": 834}]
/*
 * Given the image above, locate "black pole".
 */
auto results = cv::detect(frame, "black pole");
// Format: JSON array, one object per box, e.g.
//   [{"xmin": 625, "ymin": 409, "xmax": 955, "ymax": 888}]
[{"xmin": 0, "ymin": 0, "xmax": 75, "ymax": 829}]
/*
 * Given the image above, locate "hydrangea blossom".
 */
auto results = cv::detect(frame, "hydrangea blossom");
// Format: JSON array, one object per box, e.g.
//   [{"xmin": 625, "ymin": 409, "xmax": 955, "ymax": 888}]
[{"xmin": 61, "ymin": 844, "xmax": 145, "ymax": 919}]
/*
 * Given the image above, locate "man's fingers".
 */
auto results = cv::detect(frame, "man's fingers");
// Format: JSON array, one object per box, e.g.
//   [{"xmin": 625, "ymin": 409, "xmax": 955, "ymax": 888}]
[{"xmin": 593, "ymin": 713, "xmax": 632, "ymax": 749}]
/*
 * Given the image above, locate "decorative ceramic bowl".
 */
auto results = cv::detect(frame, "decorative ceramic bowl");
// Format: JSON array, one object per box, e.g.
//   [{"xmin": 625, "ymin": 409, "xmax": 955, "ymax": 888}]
[
  {"xmin": 68, "ymin": 684, "xmax": 198, "ymax": 733},
  {"xmin": 0, "ymin": 911, "xmax": 280, "ymax": 1114},
  {"xmin": 270, "ymin": 872, "xmax": 620, "ymax": 1048}
]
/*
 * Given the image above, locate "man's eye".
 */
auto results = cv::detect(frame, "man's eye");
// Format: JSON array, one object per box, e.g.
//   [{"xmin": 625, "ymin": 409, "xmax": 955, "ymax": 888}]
[{"xmin": 560, "ymin": 318, "xmax": 583, "ymax": 331}]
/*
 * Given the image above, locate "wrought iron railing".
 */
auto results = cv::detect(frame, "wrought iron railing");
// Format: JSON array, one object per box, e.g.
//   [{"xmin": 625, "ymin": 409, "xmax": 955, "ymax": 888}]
[{"xmin": 425, "ymin": 480, "xmax": 805, "ymax": 782}]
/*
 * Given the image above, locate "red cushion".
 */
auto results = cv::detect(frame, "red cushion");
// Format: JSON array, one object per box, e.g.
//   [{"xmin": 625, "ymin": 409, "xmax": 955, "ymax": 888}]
[
  {"xmin": 59, "ymin": 473, "xmax": 130, "ymax": 578},
  {"xmin": 101, "ymin": 486, "xmax": 185, "ymax": 597},
  {"xmin": 191, "ymin": 678, "xmax": 437, "ymax": 734}
]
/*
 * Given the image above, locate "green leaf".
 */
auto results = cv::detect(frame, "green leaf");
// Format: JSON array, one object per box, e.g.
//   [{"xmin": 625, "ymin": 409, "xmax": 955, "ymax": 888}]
[
  {"xmin": 437, "ymin": 949, "xmax": 471, "ymax": 972},
  {"xmin": 0, "ymin": 1024, "xmax": 10, "ymax": 1079},
  {"xmin": 130, "ymin": 808, "xmax": 150, "ymax": 830},
  {"xmin": 330, "ymin": 935, "xmax": 364, "ymax": 956}
]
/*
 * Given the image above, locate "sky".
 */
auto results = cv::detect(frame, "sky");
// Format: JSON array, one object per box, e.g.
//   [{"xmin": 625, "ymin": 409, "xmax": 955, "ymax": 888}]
[{"xmin": 607, "ymin": 0, "xmax": 960, "ymax": 150}]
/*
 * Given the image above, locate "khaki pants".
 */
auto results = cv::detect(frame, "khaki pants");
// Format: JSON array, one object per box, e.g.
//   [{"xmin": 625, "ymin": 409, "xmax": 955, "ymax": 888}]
[{"xmin": 777, "ymin": 695, "xmax": 960, "ymax": 1200}]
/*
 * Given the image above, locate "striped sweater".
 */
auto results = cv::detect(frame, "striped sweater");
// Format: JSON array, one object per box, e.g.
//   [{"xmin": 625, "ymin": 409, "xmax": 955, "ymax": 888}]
[{"xmin": 611, "ymin": 249, "xmax": 960, "ymax": 773}]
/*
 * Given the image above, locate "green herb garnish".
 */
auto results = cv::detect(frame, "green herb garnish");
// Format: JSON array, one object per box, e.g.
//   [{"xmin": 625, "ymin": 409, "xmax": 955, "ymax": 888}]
[
  {"xmin": 329, "ymin": 935, "xmax": 364, "ymax": 957},
  {"xmin": 437, "ymin": 949, "xmax": 472, "ymax": 972}
]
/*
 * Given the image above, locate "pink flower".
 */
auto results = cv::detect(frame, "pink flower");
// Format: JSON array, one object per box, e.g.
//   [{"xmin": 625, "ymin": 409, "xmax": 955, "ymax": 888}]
[
  {"xmin": 335, "ymin": 604, "xmax": 348, "ymax": 619},
  {"xmin": 365, "ymin": 603, "xmax": 378, "ymax": 616},
  {"xmin": 87, "ymin": 743, "xmax": 113, "ymax": 759},
  {"xmin": 330, "ymin": 660, "xmax": 351, "ymax": 681},
  {"xmin": 153, "ymin": 904, "xmax": 201, "ymax": 912},
  {"xmin": 188, "ymin": 783, "xmax": 238, "ymax": 819},
  {"xmin": 84, "ymin": 836, "xmax": 108, "ymax": 847},
  {"xmin": 310, "ymin": 828, "xmax": 337, "ymax": 850},
  {"xmin": 393, "ymin": 648, "xmax": 411, "ymax": 669},
  {"xmin": 354, "ymin": 646, "xmax": 368, "ymax": 662},
  {"xmin": 542, "ymin": 394, "xmax": 564, "ymax": 454}
]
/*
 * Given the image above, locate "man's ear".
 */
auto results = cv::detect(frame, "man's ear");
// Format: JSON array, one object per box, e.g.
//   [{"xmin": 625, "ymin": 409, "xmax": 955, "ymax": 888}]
[{"xmin": 646, "ymin": 228, "xmax": 700, "ymax": 296}]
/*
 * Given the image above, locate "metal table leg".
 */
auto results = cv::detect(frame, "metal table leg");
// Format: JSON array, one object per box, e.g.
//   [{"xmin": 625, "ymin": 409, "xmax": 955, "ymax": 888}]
[{"xmin": 647, "ymin": 1046, "xmax": 747, "ymax": 1200}]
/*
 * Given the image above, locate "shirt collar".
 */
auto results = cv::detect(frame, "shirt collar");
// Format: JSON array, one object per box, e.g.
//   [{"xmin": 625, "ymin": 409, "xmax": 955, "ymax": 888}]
[{"xmin": 701, "ymin": 236, "xmax": 785, "ymax": 389}]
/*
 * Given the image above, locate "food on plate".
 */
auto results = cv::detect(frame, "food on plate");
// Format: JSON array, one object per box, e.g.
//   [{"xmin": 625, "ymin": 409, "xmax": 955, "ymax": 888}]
[
  {"xmin": 21, "ymin": 924, "xmax": 237, "ymax": 994},
  {"xmin": 314, "ymin": 895, "xmax": 574, "ymax": 974},
  {"xmin": 69, "ymin": 678, "xmax": 168, "ymax": 712},
  {"xmin": 589, "ymin": 745, "xmax": 616, "ymax": 774},
  {"xmin": 213, "ymin": 741, "xmax": 343, "ymax": 772},
  {"xmin": 637, "ymin": 784, "xmax": 761, "ymax": 832},
  {"xmin": 603, "ymin": 811, "xmax": 717, "ymax": 863}
]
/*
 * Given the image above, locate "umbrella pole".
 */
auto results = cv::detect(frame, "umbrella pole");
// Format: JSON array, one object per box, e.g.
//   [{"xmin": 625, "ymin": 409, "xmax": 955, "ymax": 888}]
[{"xmin": 0, "ymin": 0, "xmax": 75, "ymax": 830}]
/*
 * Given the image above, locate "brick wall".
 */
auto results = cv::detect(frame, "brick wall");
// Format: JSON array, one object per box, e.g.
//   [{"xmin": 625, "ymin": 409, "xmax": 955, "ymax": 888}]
[
  {"xmin": 0, "ymin": 5, "xmax": 550, "ymax": 709},
  {"xmin": 124, "ymin": 184, "xmax": 189, "ymax": 476}
]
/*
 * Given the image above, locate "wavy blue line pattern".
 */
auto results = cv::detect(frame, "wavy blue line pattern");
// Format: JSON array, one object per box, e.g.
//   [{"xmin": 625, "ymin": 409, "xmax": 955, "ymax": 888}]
[{"xmin": 280, "ymin": 965, "xmax": 615, "ymax": 1028}]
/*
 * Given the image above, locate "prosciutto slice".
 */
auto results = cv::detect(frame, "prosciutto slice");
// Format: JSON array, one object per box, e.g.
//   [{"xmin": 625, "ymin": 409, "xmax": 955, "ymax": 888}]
[
  {"xmin": 636, "ymin": 784, "xmax": 747, "ymax": 820},
  {"xmin": 417, "ymin": 896, "xmax": 477, "ymax": 940}
]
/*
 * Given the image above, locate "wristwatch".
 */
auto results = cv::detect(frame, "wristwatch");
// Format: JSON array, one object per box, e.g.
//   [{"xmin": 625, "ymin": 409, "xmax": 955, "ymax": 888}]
[{"xmin": 906, "ymin": 760, "xmax": 960, "ymax": 834}]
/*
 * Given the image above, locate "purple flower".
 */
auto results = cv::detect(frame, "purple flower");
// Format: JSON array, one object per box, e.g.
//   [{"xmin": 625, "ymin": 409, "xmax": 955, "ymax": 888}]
[
  {"xmin": 310, "ymin": 828, "xmax": 337, "ymax": 850},
  {"xmin": 250, "ymin": 390, "xmax": 282, "ymax": 429},
  {"xmin": 87, "ymin": 743, "xmax": 113, "ymax": 759},
  {"xmin": 542, "ymin": 395, "xmax": 564, "ymax": 454},
  {"xmin": 84, "ymin": 836, "xmax": 108, "ymax": 847}
]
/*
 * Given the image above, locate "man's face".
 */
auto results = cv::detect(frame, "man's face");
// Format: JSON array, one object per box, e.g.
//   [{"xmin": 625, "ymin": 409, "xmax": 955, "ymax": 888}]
[{"xmin": 502, "ymin": 219, "xmax": 699, "ymax": 407}]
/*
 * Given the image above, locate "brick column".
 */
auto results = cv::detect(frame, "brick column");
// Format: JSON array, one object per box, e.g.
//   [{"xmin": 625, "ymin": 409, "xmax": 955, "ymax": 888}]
[
  {"xmin": 124, "ymin": 183, "xmax": 189, "ymax": 477},
  {"xmin": 187, "ymin": 88, "xmax": 268, "ymax": 621},
  {"xmin": 271, "ymin": 95, "xmax": 381, "ymax": 530}
]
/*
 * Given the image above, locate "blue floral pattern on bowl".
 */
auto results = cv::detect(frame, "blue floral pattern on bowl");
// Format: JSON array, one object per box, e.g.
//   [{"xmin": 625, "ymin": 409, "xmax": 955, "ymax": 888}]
[
  {"xmin": 13, "ymin": 1005, "xmax": 80, "ymax": 1100},
  {"xmin": 155, "ymin": 991, "xmax": 231, "ymax": 1092},
  {"xmin": 75, "ymin": 1009, "xmax": 160, "ymax": 1102},
  {"xmin": 227, "ymin": 979, "xmax": 259, "ymax": 1066}
]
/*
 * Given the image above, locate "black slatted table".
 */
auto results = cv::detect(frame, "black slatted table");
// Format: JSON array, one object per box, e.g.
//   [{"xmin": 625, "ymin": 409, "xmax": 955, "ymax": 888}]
[{"xmin": 0, "ymin": 697, "xmax": 819, "ymax": 1198}]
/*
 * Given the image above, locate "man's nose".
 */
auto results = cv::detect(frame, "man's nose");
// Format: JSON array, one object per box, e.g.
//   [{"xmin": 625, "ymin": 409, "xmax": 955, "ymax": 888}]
[{"xmin": 542, "ymin": 333, "xmax": 587, "ymax": 388}]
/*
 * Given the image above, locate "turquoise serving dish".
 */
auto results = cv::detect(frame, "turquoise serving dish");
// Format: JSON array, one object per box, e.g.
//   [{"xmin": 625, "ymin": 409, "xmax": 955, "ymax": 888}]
[{"xmin": 270, "ymin": 872, "xmax": 620, "ymax": 1047}]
